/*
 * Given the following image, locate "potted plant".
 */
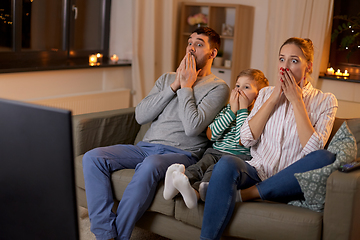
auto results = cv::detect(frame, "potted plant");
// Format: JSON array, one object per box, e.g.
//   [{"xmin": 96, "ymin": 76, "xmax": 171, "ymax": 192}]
[{"xmin": 213, "ymin": 50, "xmax": 223, "ymax": 67}]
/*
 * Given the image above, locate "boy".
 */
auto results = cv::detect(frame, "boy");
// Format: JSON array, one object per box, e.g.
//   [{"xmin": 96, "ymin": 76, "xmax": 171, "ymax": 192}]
[{"xmin": 163, "ymin": 69, "xmax": 269, "ymax": 209}]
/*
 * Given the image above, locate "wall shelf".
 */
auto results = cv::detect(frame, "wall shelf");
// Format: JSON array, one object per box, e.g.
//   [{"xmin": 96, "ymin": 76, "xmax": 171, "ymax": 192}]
[{"xmin": 177, "ymin": 2, "xmax": 254, "ymax": 88}]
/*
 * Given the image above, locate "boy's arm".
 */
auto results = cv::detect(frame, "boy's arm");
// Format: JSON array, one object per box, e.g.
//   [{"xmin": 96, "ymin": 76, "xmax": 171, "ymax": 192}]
[{"xmin": 208, "ymin": 105, "xmax": 236, "ymax": 141}]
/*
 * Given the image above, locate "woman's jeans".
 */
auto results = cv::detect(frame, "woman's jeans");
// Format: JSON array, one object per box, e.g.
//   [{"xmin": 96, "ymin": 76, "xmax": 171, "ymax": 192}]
[
  {"xmin": 82, "ymin": 141, "xmax": 197, "ymax": 240},
  {"xmin": 185, "ymin": 148, "xmax": 252, "ymax": 191},
  {"xmin": 200, "ymin": 149, "xmax": 336, "ymax": 240}
]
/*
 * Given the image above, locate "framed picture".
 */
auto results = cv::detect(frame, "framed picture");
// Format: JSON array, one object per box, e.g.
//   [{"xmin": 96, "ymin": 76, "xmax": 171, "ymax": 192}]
[{"xmin": 222, "ymin": 24, "xmax": 233, "ymax": 36}]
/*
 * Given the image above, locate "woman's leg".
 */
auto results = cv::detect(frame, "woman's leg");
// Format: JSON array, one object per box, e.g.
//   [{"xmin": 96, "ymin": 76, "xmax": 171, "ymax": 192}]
[
  {"xmin": 200, "ymin": 155, "xmax": 260, "ymax": 240},
  {"xmin": 257, "ymin": 149, "xmax": 336, "ymax": 202}
]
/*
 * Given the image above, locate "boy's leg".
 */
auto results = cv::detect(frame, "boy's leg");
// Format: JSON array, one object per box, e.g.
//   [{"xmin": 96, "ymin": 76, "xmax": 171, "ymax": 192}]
[
  {"xmin": 163, "ymin": 163, "xmax": 185, "ymax": 200},
  {"xmin": 82, "ymin": 144, "xmax": 147, "ymax": 240},
  {"xmin": 196, "ymin": 154, "xmax": 252, "ymax": 198},
  {"xmin": 257, "ymin": 149, "xmax": 336, "ymax": 203},
  {"xmin": 185, "ymin": 148, "xmax": 224, "ymax": 186},
  {"xmin": 115, "ymin": 147, "xmax": 197, "ymax": 240}
]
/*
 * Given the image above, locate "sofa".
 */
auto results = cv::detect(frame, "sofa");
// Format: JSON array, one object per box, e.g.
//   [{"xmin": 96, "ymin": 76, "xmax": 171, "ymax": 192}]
[{"xmin": 73, "ymin": 107, "xmax": 360, "ymax": 240}]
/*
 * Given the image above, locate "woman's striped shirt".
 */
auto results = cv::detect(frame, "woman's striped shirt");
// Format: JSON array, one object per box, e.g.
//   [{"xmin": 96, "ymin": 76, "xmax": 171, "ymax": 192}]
[{"xmin": 241, "ymin": 83, "xmax": 338, "ymax": 181}]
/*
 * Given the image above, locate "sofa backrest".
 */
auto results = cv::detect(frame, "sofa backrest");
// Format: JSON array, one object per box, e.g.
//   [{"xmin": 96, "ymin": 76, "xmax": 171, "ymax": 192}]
[
  {"xmin": 134, "ymin": 117, "xmax": 356, "ymax": 153},
  {"xmin": 324, "ymin": 117, "xmax": 347, "ymax": 149}
]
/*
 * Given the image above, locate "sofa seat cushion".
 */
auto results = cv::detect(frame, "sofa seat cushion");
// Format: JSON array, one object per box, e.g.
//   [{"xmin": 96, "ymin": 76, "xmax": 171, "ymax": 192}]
[
  {"xmin": 75, "ymin": 155, "xmax": 175, "ymax": 217},
  {"xmin": 175, "ymin": 199, "xmax": 322, "ymax": 240}
]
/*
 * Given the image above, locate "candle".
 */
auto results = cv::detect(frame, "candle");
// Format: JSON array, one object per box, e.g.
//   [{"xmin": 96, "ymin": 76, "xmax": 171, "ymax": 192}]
[
  {"xmin": 326, "ymin": 67, "xmax": 334, "ymax": 75},
  {"xmin": 89, "ymin": 54, "xmax": 97, "ymax": 66},
  {"xmin": 335, "ymin": 69, "xmax": 343, "ymax": 76},
  {"xmin": 110, "ymin": 54, "xmax": 119, "ymax": 63},
  {"xmin": 343, "ymin": 70, "xmax": 349, "ymax": 77},
  {"xmin": 96, "ymin": 53, "xmax": 103, "ymax": 63}
]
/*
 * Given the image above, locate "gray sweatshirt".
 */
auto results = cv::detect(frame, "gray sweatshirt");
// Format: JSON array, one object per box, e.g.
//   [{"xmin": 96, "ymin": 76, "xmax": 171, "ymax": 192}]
[{"xmin": 135, "ymin": 72, "xmax": 229, "ymax": 158}]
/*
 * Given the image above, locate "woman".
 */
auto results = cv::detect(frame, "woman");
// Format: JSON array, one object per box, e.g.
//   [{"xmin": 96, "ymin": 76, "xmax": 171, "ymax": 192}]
[{"xmin": 200, "ymin": 37, "xmax": 338, "ymax": 240}]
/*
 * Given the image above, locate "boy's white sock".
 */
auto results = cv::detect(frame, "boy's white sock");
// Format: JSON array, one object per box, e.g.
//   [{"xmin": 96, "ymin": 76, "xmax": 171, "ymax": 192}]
[
  {"xmin": 235, "ymin": 189, "xmax": 242, "ymax": 202},
  {"xmin": 199, "ymin": 181, "xmax": 209, "ymax": 202},
  {"xmin": 163, "ymin": 164, "xmax": 185, "ymax": 200},
  {"xmin": 172, "ymin": 171, "xmax": 198, "ymax": 209}
]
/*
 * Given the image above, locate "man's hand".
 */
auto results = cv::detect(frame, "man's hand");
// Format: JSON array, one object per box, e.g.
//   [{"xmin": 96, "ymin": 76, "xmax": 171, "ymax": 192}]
[
  {"xmin": 171, "ymin": 55, "xmax": 186, "ymax": 92},
  {"xmin": 179, "ymin": 53, "xmax": 200, "ymax": 89}
]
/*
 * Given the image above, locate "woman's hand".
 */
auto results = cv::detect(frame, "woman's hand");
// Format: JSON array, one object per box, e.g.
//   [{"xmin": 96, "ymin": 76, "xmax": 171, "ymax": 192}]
[
  {"xmin": 280, "ymin": 68, "xmax": 303, "ymax": 104},
  {"xmin": 281, "ymin": 68, "xmax": 314, "ymax": 147},
  {"xmin": 229, "ymin": 89, "xmax": 240, "ymax": 114},
  {"xmin": 269, "ymin": 69, "xmax": 284, "ymax": 104}
]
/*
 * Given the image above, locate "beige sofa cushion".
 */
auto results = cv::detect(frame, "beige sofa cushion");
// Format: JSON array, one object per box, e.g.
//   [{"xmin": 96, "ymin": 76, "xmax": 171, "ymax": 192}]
[
  {"xmin": 174, "ymin": 199, "xmax": 322, "ymax": 240},
  {"xmin": 75, "ymin": 155, "xmax": 175, "ymax": 217}
]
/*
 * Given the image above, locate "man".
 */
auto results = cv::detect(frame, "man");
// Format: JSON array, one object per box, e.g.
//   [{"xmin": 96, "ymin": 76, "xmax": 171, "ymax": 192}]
[{"xmin": 82, "ymin": 27, "xmax": 229, "ymax": 240}]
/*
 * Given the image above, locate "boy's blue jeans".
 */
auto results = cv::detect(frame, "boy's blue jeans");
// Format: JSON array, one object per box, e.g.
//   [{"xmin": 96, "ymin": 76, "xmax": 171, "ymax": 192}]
[
  {"xmin": 200, "ymin": 149, "xmax": 336, "ymax": 240},
  {"xmin": 82, "ymin": 141, "xmax": 197, "ymax": 240}
]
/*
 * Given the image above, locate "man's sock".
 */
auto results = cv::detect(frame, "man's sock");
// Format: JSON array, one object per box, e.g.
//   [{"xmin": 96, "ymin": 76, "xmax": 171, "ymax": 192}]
[
  {"xmin": 199, "ymin": 181, "xmax": 209, "ymax": 202},
  {"xmin": 235, "ymin": 189, "xmax": 242, "ymax": 202},
  {"xmin": 163, "ymin": 164, "xmax": 185, "ymax": 200},
  {"xmin": 172, "ymin": 171, "xmax": 198, "ymax": 209}
]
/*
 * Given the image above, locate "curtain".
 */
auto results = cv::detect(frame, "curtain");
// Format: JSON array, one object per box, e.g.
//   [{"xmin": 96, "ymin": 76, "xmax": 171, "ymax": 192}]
[
  {"xmin": 263, "ymin": 0, "xmax": 334, "ymax": 86},
  {"xmin": 131, "ymin": 0, "xmax": 177, "ymax": 106}
]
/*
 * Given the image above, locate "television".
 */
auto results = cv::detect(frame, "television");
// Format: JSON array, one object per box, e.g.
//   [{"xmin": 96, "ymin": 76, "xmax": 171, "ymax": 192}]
[{"xmin": 0, "ymin": 98, "xmax": 79, "ymax": 240}]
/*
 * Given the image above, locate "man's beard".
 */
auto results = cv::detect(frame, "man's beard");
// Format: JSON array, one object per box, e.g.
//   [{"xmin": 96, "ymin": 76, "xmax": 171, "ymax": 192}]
[{"xmin": 193, "ymin": 53, "xmax": 211, "ymax": 71}]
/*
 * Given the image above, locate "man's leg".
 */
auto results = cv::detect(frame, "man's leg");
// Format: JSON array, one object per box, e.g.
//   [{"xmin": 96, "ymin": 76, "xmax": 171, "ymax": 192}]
[
  {"xmin": 115, "ymin": 145, "xmax": 197, "ymax": 240},
  {"xmin": 82, "ymin": 144, "xmax": 147, "ymax": 240}
]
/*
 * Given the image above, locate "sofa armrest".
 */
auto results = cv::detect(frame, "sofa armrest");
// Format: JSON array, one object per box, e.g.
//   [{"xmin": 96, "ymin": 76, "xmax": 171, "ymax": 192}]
[
  {"xmin": 323, "ymin": 163, "xmax": 360, "ymax": 240},
  {"xmin": 72, "ymin": 107, "xmax": 141, "ymax": 156}
]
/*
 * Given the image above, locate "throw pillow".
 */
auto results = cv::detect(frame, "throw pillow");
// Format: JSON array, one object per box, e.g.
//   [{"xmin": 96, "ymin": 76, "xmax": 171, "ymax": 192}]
[{"xmin": 288, "ymin": 121, "xmax": 357, "ymax": 212}]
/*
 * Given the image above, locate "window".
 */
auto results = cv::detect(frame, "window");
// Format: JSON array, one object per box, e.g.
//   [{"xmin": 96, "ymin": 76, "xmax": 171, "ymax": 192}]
[
  {"xmin": 0, "ymin": 0, "xmax": 111, "ymax": 72},
  {"xmin": 329, "ymin": 0, "xmax": 360, "ymax": 71}
]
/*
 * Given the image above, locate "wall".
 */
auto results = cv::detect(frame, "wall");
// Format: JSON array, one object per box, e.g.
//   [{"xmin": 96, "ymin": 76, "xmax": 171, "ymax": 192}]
[
  {"xmin": 0, "ymin": 67, "xmax": 133, "ymax": 108},
  {"xmin": 317, "ymin": 79, "xmax": 360, "ymax": 118}
]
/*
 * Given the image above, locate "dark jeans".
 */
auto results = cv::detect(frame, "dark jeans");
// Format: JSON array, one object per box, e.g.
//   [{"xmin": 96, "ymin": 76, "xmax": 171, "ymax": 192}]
[
  {"xmin": 200, "ymin": 149, "xmax": 336, "ymax": 240},
  {"xmin": 185, "ymin": 148, "xmax": 252, "ymax": 191}
]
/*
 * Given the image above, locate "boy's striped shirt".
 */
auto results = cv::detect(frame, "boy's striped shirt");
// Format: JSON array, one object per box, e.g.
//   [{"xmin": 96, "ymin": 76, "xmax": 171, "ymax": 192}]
[{"xmin": 209, "ymin": 104, "xmax": 250, "ymax": 156}]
